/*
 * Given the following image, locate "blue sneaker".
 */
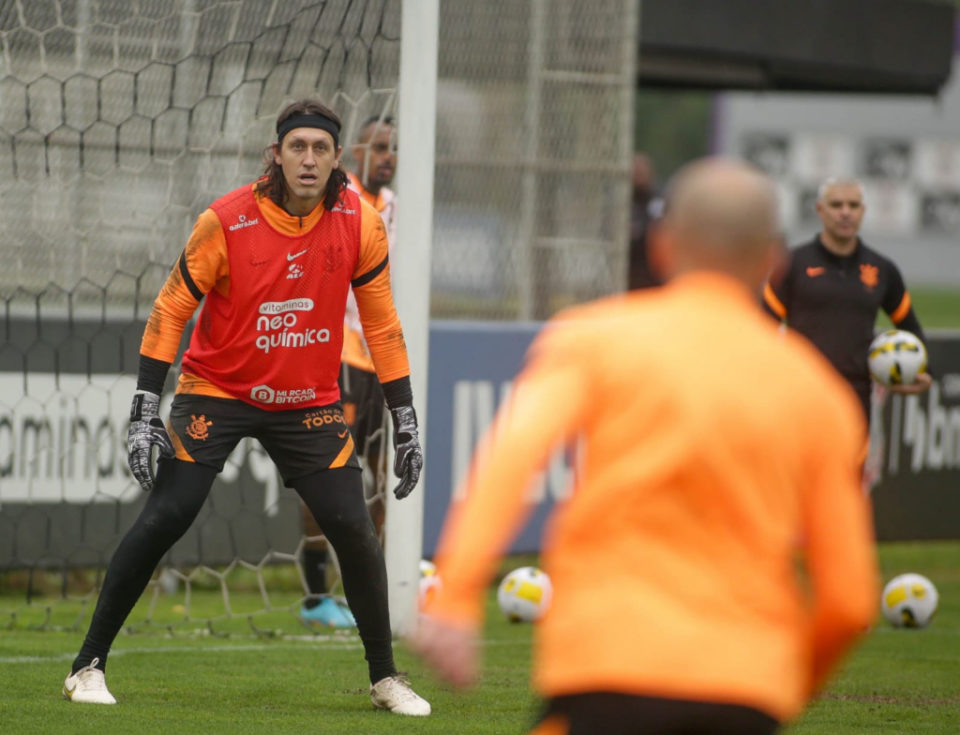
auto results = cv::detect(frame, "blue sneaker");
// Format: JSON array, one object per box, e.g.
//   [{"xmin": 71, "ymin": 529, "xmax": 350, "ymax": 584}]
[
  {"xmin": 300, "ymin": 597, "xmax": 353, "ymax": 628},
  {"xmin": 337, "ymin": 601, "xmax": 357, "ymax": 627}
]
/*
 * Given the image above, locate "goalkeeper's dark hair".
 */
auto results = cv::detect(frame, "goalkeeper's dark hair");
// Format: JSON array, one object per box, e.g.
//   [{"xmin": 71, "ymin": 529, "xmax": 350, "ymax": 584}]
[{"xmin": 255, "ymin": 99, "xmax": 348, "ymax": 211}]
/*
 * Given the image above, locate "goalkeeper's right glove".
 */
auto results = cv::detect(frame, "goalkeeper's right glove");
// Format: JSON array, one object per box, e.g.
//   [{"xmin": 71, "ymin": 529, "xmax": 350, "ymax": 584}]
[
  {"xmin": 127, "ymin": 390, "xmax": 175, "ymax": 491},
  {"xmin": 390, "ymin": 404, "xmax": 423, "ymax": 500}
]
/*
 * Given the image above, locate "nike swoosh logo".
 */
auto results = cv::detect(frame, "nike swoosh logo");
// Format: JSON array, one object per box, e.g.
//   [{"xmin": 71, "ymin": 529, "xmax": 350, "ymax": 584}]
[
  {"xmin": 337, "ymin": 430, "xmax": 348, "ymax": 439},
  {"xmin": 287, "ymin": 248, "xmax": 309, "ymax": 261},
  {"xmin": 806, "ymin": 266, "xmax": 825, "ymax": 277}
]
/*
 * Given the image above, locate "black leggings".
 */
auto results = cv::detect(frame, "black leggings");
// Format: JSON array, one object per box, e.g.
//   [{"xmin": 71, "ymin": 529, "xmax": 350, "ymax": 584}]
[
  {"xmin": 74, "ymin": 459, "xmax": 395, "ymax": 684},
  {"xmin": 538, "ymin": 692, "xmax": 780, "ymax": 735}
]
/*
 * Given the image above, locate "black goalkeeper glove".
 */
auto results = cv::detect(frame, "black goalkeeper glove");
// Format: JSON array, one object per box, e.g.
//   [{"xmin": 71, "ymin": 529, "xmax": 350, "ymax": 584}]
[
  {"xmin": 390, "ymin": 404, "xmax": 423, "ymax": 500},
  {"xmin": 127, "ymin": 390, "xmax": 175, "ymax": 491}
]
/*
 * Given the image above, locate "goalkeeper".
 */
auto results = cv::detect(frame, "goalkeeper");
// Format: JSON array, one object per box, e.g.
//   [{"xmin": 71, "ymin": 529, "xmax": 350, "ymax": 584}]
[
  {"xmin": 298, "ymin": 115, "xmax": 399, "ymax": 629},
  {"xmin": 414, "ymin": 158, "xmax": 877, "ymax": 734},
  {"xmin": 62, "ymin": 99, "xmax": 430, "ymax": 717}
]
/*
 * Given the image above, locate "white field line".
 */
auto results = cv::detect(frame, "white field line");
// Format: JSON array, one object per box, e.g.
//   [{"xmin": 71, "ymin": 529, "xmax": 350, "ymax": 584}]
[{"xmin": 0, "ymin": 637, "xmax": 524, "ymax": 665}]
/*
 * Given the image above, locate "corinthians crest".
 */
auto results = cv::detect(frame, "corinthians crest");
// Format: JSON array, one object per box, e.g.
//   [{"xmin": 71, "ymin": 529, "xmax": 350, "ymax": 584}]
[{"xmin": 186, "ymin": 414, "xmax": 214, "ymax": 441}]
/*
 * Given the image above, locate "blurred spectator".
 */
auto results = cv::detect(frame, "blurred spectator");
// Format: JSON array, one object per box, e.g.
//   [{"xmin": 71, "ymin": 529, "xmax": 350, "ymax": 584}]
[
  {"xmin": 627, "ymin": 153, "xmax": 664, "ymax": 289},
  {"xmin": 298, "ymin": 115, "xmax": 399, "ymax": 630}
]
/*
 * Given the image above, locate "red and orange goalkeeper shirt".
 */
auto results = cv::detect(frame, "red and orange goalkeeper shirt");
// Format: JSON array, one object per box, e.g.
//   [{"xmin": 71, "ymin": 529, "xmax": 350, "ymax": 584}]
[
  {"xmin": 140, "ymin": 182, "xmax": 408, "ymax": 408},
  {"xmin": 426, "ymin": 272, "xmax": 878, "ymax": 722}
]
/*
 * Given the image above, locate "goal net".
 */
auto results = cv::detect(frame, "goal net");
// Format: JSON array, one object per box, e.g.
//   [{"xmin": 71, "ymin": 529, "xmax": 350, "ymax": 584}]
[
  {"xmin": 0, "ymin": 0, "xmax": 636, "ymax": 636},
  {"xmin": 0, "ymin": 0, "xmax": 403, "ymax": 635}
]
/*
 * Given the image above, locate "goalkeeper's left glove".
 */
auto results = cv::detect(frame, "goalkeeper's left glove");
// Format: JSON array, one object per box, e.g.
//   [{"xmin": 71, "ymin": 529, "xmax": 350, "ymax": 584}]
[
  {"xmin": 127, "ymin": 390, "xmax": 175, "ymax": 491},
  {"xmin": 390, "ymin": 405, "xmax": 423, "ymax": 499}
]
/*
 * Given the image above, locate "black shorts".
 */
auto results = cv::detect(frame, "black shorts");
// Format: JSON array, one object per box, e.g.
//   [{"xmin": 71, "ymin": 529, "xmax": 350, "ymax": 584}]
[
  {"xmin": 338, "ymin": 363, "xmax": 387, "ymax": 453},
  {"xmin": 534, "ymin": 692, "xmax": 779, "ymax": 735},
  {"xmin": 167, "ymin": 394, "xmax": 360, "ymax": 486}
]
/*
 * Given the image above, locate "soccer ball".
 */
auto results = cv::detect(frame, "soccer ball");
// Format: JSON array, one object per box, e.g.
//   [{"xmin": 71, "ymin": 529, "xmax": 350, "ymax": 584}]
[
  {"xmin": 497, "ymin": 566, "xmax": 552, "ymax": 623},
  {"xmin": 881, "ymin": 573, "xmax": 939, "ymax": 629},
  {"xmin": 867, "ymin": 329, "xmax": 927, "ymax": 386},
  {"xmin": 418, "ymin": 559, "xmax": 441, "ymax": 609}
]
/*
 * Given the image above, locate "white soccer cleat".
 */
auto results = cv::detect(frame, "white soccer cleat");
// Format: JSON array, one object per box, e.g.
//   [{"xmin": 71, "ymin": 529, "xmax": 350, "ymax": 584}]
[
  {"xmin": 370, "ymin": 675, "xmax": 431, "ymax": 716},
  {"xmin": 62, "ymin": 658, "xmax": 117, "ymax": 704}
]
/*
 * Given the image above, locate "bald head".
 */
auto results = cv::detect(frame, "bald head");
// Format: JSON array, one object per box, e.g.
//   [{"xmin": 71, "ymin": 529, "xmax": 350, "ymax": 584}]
[{"xmin": 652, "ymin": 157, "xmax": 781, "ymax": 288}]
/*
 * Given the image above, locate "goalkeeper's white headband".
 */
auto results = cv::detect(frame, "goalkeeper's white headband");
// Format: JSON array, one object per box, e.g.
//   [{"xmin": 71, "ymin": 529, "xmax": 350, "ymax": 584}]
[{"xmin": 277, "ymin": 113, "xmax": 340, "ymax": 149}]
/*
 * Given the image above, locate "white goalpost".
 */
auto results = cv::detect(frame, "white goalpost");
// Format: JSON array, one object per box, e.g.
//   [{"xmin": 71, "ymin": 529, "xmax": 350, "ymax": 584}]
[{"xmin": 386, "ymin": 0, "xmax": 439, "ymax": 637}]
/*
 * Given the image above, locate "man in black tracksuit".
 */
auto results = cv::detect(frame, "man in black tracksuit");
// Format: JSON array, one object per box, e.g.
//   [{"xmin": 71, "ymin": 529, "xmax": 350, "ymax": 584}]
[{"xmin": 763, "ymin": 178, "xmax": 931, "ymax": 421}]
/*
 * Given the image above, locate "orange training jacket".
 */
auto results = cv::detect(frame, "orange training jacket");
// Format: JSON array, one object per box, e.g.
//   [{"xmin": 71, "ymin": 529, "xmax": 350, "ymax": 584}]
[{"xmin": 426, "ymin": 272, "xmax": 878, "ymax": 722}]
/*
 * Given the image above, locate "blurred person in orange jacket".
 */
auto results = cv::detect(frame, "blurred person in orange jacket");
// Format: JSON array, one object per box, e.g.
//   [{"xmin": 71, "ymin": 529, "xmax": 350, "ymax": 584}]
[{"xmin": 413, "ymin": 157, "xmax": 878, "ymax": 734}]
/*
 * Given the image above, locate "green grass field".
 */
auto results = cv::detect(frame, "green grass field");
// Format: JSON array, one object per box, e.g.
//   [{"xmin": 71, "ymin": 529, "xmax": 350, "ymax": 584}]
[
  {"xmin": 889, "ymin": 287, "xmax": 960, "ymax": 330},
  {"xmin": 786, "ymin": 542, "xmax": 960, "ymax": 734},
  {"xmin": 1, "ymin": 543, "xmax": 959, "ymax": 734},
  {"xmin": 0, "ymin": 286, "xmax": 956, "ymax": 734}
]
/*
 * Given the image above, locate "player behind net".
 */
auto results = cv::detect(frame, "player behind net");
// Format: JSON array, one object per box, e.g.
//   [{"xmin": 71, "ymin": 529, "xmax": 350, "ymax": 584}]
[{"xmin": 298, "ymin": 115, "xmax": 399, "ymax": 628}]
